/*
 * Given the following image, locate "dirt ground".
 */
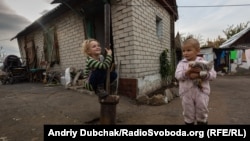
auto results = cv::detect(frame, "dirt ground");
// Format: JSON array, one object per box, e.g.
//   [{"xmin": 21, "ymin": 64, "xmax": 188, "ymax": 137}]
[{"xmin": 0, "ymin": 74, "xmax": 250, "ymax": 141}]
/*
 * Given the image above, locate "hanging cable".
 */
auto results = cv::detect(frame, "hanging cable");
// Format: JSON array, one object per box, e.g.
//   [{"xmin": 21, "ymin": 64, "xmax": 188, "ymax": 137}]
[
  {"xmin": 0, "ymin": 38, "xmax": 12, "ymax": 41},
  {"xmin": 112, "ymin": 3, "xmax": 250, "ymax": 8}
]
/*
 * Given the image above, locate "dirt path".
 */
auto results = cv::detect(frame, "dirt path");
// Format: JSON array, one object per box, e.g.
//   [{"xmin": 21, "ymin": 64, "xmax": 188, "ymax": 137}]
[{"xmin": 0, "ymin": 75, "xmax": 250, "ymax": 140}]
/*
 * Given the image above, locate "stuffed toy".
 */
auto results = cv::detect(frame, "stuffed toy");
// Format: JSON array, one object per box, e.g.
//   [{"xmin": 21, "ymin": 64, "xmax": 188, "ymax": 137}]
[{"xmin": 189, "ymin": 61, "xmax": 213, "ymax": 91}]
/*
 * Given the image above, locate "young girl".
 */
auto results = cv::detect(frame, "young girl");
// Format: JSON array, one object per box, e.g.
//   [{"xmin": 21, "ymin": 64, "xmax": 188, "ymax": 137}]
[
  {"xmin": 175, "ymin": 38, "xmax": 217, "ymax": 125},
  {"xmin": 82, "ymin": 38, "xmax": 119, "ymax": 103}
]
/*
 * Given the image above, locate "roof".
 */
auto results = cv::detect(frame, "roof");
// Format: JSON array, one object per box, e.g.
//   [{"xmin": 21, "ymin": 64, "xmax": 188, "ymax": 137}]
[
  {"xmin": 219, "ymin": 27, "xmax": 250, "ymax": 49},
  {"xmin": 12, "ymin": 0, "xmax": 178, "ymax": 40},
  {"xmin": 52, "ymin": 0, "xmax": 179, "ymax": 20},
  {"xmin": 155, "ymin": 0, "xmax": 178, "ymax": 20},
  {"xmin": 199, "ymin": 47, "xmax": 213, "ymax": 55}
]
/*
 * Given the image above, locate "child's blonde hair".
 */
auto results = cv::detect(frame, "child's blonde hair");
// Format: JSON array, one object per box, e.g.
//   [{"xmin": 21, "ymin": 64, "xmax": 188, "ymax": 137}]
[
  {"xmin": 183, "ymin": 38, "xmax": 200, "ymax": 51},
  {"xmin": 82, "ymin": 38, "xmax": 99, "ymax": 56}
]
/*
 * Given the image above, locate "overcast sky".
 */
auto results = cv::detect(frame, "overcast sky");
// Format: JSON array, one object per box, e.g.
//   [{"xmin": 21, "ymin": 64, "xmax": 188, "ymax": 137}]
[
  {"xmin": 0, "ymin": 0, "xmax": 250, "ymax": 57},
  {"xmin": 176, "ymin": 0, "xmax": 250, "ymax": 43},
  {"xmin": 0, "ymin": 0, "xmax": 58, "ymax": 58}
]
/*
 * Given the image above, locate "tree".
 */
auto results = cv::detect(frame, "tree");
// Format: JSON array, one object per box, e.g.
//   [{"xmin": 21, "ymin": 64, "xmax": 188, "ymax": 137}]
[
  {"xmin": 180, "ymin": 33, "xmax": 204, "ymax": 45},
  {"xmin": 180, "ymin": 21, "xmax": 250, "ymax": 48},
  {"xmin": 223, "ymin": 21, "xmax": 250, "ymax": 39},
  {"xmin": 202, "ymin": 21, "xmax": 250, "ymax": 48},
  {"xmin": 203, "ymin": 36, "xmax": 226, "ymax": 48}
]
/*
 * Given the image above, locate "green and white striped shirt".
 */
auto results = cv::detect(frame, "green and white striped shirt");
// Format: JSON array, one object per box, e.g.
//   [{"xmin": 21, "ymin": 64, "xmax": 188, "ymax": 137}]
[{"xmin": 83, "ymin": 55, "xmax": 112, "ymax": 91}]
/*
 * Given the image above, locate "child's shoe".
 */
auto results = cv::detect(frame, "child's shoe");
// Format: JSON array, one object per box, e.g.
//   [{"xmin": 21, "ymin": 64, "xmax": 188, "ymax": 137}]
[{"xmin": 95, "ymin": 84, "xmax": 108, "ymax": 98}]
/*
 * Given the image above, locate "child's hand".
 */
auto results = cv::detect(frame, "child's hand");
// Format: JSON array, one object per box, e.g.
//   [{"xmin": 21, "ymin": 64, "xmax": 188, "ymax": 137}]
[
  {"xmin": 185, "ymin": 66, "xmax": 199, "ymax": 74},
  {"xmin": 189, "ymin": 72, "xmax": 200, "ymax": 79},
  {"xmin": 187, "ymin": 67, "xmax": 202, "ymax": 79},
  {"xmin": 185, "ymin": 67, "xmax": 192, "ymax": 77},
  {"xmin": 190, "ymin": 67, "xmax": 201, "ymax": 73},
  {"xmin": 105, "ymin": 48, "xmax": 112, "ymax": 55}
]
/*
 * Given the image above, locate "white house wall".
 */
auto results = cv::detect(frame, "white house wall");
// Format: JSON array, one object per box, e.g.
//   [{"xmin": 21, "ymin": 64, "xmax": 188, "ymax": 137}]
[{"xmin": 111, "ymin": 0, "xmax": 171, "ymax": 96}]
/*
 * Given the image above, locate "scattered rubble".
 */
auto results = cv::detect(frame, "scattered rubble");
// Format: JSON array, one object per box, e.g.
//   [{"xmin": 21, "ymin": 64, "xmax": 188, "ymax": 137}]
[{"xmin": 136, "ymin": 87, "xmax": 179, "ymax": 106}]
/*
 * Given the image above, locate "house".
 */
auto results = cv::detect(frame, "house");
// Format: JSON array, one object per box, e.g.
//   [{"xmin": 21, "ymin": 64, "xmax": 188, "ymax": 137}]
[
  {"xmin": 11, "ymin": 0, "xmax": 178, "ymax": 98},
  {"xmin": 216, "ymin": 27, "xmax": 250, "ymax": 73},
  {"xmin": 199, "ymin": 47, "xmax": 215, "ymax": 62}
]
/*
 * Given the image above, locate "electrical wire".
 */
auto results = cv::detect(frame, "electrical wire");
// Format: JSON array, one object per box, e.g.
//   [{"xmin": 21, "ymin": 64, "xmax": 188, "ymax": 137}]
[
  {"xmin": 178, "ymin": 4, "xmax": 250, "ymax": 8},
  {"xmin": 0, "ymin": 38, "xmax": 11, "ymax": 41},
  {"xmin": 112, "ymin": 3, "xmax": 250, "ymax": 8}
]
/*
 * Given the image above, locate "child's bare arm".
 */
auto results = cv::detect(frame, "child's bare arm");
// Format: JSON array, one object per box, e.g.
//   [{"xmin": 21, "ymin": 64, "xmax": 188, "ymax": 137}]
[{"xmin": 105, "ymin": 48, "xmax": 112, "ymax": 56}]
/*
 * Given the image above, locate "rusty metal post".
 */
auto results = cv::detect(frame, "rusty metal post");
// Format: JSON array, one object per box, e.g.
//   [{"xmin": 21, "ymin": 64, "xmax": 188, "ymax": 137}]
[
  {"xmin": 99, "ymin": 100, "xmax": 119, "ymax": 125},
  {"xmin": 99, "ymin": 2, "xmax": 119, "ymax": 125}
]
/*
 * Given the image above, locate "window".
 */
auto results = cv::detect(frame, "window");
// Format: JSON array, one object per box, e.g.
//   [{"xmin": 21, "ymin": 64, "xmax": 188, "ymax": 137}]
[{"xmin": 156, "ymin": 16, "xmax": 163, "ymax": 38}]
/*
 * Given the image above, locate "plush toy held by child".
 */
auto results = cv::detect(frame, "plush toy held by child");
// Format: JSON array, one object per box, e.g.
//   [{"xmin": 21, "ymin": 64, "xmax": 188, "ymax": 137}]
[{"xmin": 188, "ymin": 60, "xmax": 213, "ymax": 91}]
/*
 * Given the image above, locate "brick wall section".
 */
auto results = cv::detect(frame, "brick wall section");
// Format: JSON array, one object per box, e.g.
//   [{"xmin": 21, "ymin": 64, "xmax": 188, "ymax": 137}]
[
  {"xmin": 55, "ymin": 11, "xmax": 86, "ymax": 73},
  {"xmin": 18, "ymin": 10, "xmax": 86, "ymax": 74},
  {"xmin": 111, "ymin": 0, "xmax": 172, "ymax": 96}
]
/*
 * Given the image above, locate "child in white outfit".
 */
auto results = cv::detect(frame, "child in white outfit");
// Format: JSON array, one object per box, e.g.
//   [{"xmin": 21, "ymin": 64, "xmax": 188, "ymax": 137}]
[{"xmin": 175, "ymin": 38, "xmax": 217, "ymax": 125}]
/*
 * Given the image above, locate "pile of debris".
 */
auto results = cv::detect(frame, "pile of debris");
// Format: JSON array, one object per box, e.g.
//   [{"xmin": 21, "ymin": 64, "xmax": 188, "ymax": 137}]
[
  {"xmin": 136, "ymin": 86, "xmax": 179, "ymax": 106},
  {"xmin": 61, "ymin": 67, "xmax": 94, "ymax": 95}
]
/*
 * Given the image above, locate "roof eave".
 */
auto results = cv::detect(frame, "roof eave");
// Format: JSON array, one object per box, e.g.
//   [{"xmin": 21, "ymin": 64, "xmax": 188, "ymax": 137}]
[{"xmin": 156, "ymin": 0, "xmax": 178, "ymax": 21}]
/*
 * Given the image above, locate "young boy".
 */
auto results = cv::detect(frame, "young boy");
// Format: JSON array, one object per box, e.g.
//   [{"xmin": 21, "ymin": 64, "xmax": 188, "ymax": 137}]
[
  {"xmin": 175, "ymin": 38, "xmax": 217, "ymax": 125},
  {"xmin": 82, "ymin": 38, "xmax": 119, "ymax": 103}
]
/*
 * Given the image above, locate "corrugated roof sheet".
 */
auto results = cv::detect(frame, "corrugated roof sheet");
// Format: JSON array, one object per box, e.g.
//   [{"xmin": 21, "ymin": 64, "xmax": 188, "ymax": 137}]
[{"xmin": 219, "ymin": 27, "xmax": 250, "ymax": 49}]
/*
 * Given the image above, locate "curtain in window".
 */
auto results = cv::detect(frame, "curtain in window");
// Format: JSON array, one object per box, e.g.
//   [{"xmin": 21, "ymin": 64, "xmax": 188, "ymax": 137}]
[{"xmin": 43, "ymin": 27, "xmax": 60, "ymax": 67}]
